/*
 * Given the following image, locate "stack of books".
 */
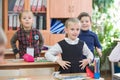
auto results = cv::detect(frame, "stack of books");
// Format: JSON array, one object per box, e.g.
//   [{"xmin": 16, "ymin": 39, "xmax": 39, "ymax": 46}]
[
  {"xmin": 8, "ymin": 14, "xmax": 20, "ymax": 30},
  {"xmin": 31, "ymin": 0, "xmax": 47, "ymax": 12}
]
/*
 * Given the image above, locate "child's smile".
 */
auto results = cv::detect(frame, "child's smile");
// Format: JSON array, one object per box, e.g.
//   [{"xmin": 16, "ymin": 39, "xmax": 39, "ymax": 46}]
[{"xmin": 66, "ymin": 23, "xmax": 81, "ymax": 40}]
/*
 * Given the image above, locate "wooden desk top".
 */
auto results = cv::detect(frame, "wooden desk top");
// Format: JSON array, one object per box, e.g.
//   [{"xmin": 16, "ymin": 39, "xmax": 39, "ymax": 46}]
[
  {"xmin": 0, "ymin": 75, "xmax": 54, "ymax": 80},
  {"xmin": 4, "ymin": 49, "xmax": 47, "ymax": 54},
  {"xmin": 0, "ymin": 73, "xmax": 104, "ymax": 80},
  {"xmin": 0, "ymin": 59, "xmax": 59, "ymax": 70},
  {"xmin": 60, "ymin": 73, "xmax": 104, "ymax": 80},
  {"xmin": 4, "ymin": 49, "xmax": 47, "ymax": 59}
]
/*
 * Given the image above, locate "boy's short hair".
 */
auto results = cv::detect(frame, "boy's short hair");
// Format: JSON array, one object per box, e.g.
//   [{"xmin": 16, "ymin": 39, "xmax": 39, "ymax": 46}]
[
  {"xmin": 78, "ymin": 12, "xmax": 92, "ymax": 22},
  {"xmin": 65, "ymin": 18, "xmax": 80, "ymax": 28},
  {"xmin": 0, "ymin": 27, "xmax": 7, "ymax": 45}
]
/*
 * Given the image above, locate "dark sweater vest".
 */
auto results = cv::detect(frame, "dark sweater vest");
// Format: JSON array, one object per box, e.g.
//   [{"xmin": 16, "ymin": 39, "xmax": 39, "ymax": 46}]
[
  {"xmin": 17, "ymin": 29, "xmax": 40, "ymax": 58},
  {"xmin": 58, "ymin": 40, "xmax": 86, "ymax": 73}
]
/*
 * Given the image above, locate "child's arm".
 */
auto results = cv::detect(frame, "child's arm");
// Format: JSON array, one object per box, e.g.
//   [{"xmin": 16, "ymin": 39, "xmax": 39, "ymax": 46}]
[
  {"xmin": 94, "ymin": 33, "xmax": 102, "ymax": 57},
  {"xmin": 10, "ymin": 32, "xmax": 19, "ymax": 56},
  {"xmin": 80, "ymin": 42, "xmax": 94, "ymax": 69},
  {"xmin": 45, "ymin": 43, "xmax": 62, "ymax": 62},
  {"xmin": 45, "ymin": 43, "xmax": 71, "ymax": 69},
  {"xmin": 96, "ymin": 47, "xmax": 102, "ymax": 57},
  {"xmin": 56, "ymin": 53, "xmax": 62, "ymax": 60},
  {"xmin": 38, "ymin": 31, "xmax": 44, "ymax": 49}
]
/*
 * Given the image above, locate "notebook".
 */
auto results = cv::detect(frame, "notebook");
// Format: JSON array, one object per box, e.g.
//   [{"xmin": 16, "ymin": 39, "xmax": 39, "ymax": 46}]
[{"xmin": 62, "ymin": 76, "xmax": 86, "ymax": 80}]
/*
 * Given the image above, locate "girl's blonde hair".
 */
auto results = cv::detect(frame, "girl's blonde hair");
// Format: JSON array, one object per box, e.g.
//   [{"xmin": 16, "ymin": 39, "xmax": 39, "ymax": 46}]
[
  {"xmin": 19, "ymin": 10, "xmax": 34, "ymax": 28},
  {"xmin": 65, "ymin": 18, "xmax": 80, "ymax": 28},
  {"xmin": 65, "ymin": 18, "xmax": 80, "ymax": 37},
  {"xmin": 19, "ymin": 10, "xmax": 34, "ymax": 21},
  {"xmin": 0, "ymin": 27, "xmax": 7, "ymax": 45}
]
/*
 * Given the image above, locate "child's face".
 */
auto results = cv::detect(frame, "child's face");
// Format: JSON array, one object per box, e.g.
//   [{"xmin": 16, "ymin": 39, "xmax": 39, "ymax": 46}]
[
  {"xmin": 20, "ymin": 12, "xmax": 33, "ymax": 30},
  {"xmin": 80, "ymin": 16, "xmax": 91, "ymax": 31},
  {"xmin": 65, "ymin": 23, "xmax": 81, "ymax": 40}
]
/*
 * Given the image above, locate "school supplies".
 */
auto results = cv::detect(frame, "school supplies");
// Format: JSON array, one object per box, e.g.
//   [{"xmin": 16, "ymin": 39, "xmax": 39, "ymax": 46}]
[
  {"xmin": 94, "ymin": 57, "xmax": 100, "ymax": 79},
  {"xmin": 52, "ymin": 71, "xmax": 86, "ymax": 80},
  {"xmin": 62, "ymin": 76, "xmax": 86, "ymax": 80},
  {"xmin": 35, "ymin": 57, "xmax": 50, "ymax": 62},
  {"xmin": 23, "ymin": 54, "xmax": 34, "ymax": 62},
  {"xmin": 86, "ymin": 66, "xmax": 94, "ymax": 78}
]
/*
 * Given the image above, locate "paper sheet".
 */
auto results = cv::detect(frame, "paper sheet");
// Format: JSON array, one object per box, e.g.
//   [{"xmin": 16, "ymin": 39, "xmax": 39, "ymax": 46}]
[{"xmin": 109, "ymin": 42, "xmax": 120, "ymax": 62}]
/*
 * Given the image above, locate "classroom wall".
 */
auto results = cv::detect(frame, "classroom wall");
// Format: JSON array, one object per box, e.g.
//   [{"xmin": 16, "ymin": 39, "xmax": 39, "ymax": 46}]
[{"xmin": 0, "ymin": 0, "xmax": 2, "ymax": 27}]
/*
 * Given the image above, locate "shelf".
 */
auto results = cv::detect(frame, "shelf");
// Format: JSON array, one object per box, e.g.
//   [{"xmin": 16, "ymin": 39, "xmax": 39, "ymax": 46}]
[
  {"xmin": 3, "ymin": 0, "xmax": 92, "ymax": 48},
  {"xmin": 33, "ymin": 11, "xmax": 46, "ymax": 14},
  {"xmin": 8, "ymin": 11, "xmax": 20, "ymax": 14}
]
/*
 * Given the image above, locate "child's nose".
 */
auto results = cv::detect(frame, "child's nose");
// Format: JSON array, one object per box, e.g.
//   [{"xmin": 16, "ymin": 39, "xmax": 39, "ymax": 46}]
[
  {"xmin": 25, "ymin": 18, "xmax": 29, "ymax": 21},
  {"xmin": 83, "ymin": 22, "xmax": 86, "ymax": 24},
  {"xmin": 74, "ymin": 30, "xmax": 78, "ymax": 34},
  {"xmin": 26, "ymin": 19, "xmax": 29, "ymax": 21}
]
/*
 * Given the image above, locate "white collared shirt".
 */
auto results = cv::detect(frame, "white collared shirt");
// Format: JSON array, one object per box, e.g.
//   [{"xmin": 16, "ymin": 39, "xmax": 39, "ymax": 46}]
[{"xmin": 45, "ymin": 38, "xmax": 94, "ymax": 62}]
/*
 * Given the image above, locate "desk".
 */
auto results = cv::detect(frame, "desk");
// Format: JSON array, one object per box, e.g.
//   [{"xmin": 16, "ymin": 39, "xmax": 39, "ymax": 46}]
[
  {"xmin": 60, "ymin": 73, "xmax": 104, "ymax": 80},
  {"xmin": 0, "ymin": 59, "xmax": 59, "ymax": 71},
  {"xmin": 0, "ymin": 73, "xmax": 104, "ymax": 80},
  {"xmin": 0, "ymin": 75, "xmax": 54, "ymax": 80},
  {"xmin": 4, "ymin": 50, "xmax": 47, "ymax": 59}
]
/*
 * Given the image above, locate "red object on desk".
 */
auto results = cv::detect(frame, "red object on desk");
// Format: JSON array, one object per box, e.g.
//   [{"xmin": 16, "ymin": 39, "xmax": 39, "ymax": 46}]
[
  {"xmin": 23, "ymin": 54, "xmax": 34, "ymax": 62},
  {"xmin": 86, "ymin": 66, "xmax": 94, "ymax": 78}
]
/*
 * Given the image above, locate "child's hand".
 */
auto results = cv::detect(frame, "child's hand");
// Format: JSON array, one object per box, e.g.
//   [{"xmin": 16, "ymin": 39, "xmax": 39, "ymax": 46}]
[
  {"xmin": 79, "ymin": 59, "xmax": 89, "ymax": 69},
  {"xmin": 96, "ymin": 47, "xmax": 102, "ymax": 57},
  {"xmin": 98, "ymin": 52, "xmax": 102, "ymax": 57},
  {"xmin": 15, "ymin": 53, "xmax": 20, "ymax": 59},
  {"xmin": 56, "ymin": 59, "xmax": 71, "ymax": 70}
]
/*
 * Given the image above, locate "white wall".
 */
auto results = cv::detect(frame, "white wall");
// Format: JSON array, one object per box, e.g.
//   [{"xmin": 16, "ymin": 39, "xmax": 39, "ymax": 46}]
[{"xmin": 0, "ymin": 0, "xmax": 2, "ymax": 27}]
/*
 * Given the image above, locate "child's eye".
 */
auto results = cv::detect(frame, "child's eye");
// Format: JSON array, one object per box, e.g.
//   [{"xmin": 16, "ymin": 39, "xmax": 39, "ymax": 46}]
[
  {"xmin": 71, "ymin": 28, "xmax": 74, "ymax": 31},
  {"xmin": 23, "ymin": 17, "xmax": 26, "ymax": 19},
  {"xmin": 28, "ymin": 17, "xmax": 32, "ymax": 19},
  {"xmin": 81, "ymin": 21, "xmax": 83, "ymax": 23},
  {"xmin": 76, "ymin": 28, "xmax": 80, "ymax": 31},
  {"xmin": 0, "ymin": 51, "xmax": 4, "ymax": 56}
]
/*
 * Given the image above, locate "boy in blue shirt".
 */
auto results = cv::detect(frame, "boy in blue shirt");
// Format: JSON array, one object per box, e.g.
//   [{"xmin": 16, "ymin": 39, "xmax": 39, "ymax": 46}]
[{"xmin": 78, "ymin": 12, "xmax": 102, "ymax": 57}]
